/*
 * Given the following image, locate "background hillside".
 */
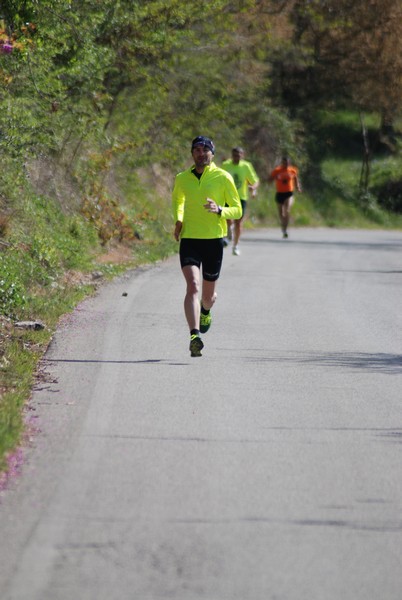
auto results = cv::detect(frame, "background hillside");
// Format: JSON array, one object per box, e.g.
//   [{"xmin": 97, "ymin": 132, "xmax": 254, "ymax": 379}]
[{"xmin": 1, "ymin": 0, "xmax": 401, "ymax": 475}]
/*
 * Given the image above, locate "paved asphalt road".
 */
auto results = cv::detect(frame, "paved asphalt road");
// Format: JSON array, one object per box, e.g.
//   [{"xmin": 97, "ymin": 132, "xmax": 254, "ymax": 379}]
[{"xmin": 0, "ymin": 228, "xmax": 401, "ymax": 600}]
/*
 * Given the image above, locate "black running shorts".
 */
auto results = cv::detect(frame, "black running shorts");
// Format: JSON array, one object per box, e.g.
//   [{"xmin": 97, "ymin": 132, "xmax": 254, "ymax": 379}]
[
  {"xmin": 275, "ymin": 191, "xmax": 293, "ymax": 204},
  {"xmin": 240, "ymin": 199, "xmax": 247, "ymax": 218},
  {"xmin": 179, "ymin": 238, "xmax": 224, "ymax": 282}
]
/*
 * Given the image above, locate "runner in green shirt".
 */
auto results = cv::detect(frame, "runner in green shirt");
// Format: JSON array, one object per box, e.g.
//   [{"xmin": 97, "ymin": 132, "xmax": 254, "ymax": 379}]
[
  {"xmin": 222, "ymin": 147, "xmax": 259, "ymax": 255},
  {"xmin": 173, "ymin": 136, "xmax": 242, "ymax": 357}
]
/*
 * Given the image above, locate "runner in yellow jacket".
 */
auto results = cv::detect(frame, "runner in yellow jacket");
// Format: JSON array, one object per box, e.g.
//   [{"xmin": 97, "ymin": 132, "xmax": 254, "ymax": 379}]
[
  {"xmin": 173, "ymin": 135, "xmax": 242, "ymax": 357},
  {"xmin": 222, "ymin": 147, "xmax": 259, "ymax": 255}
]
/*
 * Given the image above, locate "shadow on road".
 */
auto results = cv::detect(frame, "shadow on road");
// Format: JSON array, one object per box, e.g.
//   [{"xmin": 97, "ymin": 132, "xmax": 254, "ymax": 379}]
[
  {"xmin": 244, "ymin": 351, "xmax": 402, "ymax": 375},
  {"xmin": 46, "ymin": 358, "xmax": 188, "ymax": 366},
  {"xmin": 45, "ymin": 352, "xmax": 401, "ymax": 374}
]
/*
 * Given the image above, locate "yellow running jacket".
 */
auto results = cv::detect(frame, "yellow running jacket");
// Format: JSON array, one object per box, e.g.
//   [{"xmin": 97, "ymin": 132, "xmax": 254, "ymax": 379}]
[
  {"xmin": 221, "ymin": 159, "xmax": 259, "ymax": 200},
  {"xmin": 172, "ymin": 162, "xmax": 242, "ymax": 239}
]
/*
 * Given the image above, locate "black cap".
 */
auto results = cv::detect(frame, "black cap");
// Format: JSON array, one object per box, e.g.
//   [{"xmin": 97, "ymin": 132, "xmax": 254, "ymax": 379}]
[{"xmin": 191, "ymin": 136, "xmax": 215, "ymax": 154}]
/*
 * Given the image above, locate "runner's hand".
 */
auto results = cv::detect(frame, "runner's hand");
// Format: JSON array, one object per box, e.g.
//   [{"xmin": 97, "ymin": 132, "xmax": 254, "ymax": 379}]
[
  {"xmin": 204, "ymin": 198, "xmax": 220, "ymax": 213},
  {"xmin": 174, "ymin": 221, "xmax": 182, "ymax": 241}
]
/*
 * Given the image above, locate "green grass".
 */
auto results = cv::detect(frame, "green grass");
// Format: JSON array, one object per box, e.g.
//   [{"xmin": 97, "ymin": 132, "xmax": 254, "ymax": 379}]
[
  {"xmin": 248, "ymin": 180, "xmax": 402, "ymax": 231},
  {"xmin": 248, "ymin": 186, "xmax": 326, "ymax": 228},
  {"xmin": 0, "ymin": 329, "xmax": 48, "ymax": 471}
]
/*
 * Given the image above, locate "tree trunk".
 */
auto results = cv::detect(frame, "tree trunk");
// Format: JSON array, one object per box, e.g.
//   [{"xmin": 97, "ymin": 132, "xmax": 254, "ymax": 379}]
[{"xmin": 359, "ymin": 112, "xmax": 370, "ymax": 194}]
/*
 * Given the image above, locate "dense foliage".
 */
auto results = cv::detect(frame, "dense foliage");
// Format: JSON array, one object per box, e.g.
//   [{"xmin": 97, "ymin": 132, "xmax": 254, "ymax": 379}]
[{"xmin": 1, "ymin": 1, "xmax": 400, "ymax": 177}]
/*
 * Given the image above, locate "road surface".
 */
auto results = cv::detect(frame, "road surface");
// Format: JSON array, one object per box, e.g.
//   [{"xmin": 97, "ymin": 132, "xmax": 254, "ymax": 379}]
[{"xmin": 0, "ymin": 228, "xmax": 401, "ymax": 600}]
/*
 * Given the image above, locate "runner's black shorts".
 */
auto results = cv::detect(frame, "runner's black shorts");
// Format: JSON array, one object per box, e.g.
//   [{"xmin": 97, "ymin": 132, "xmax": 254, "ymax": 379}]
[
  {"xmin": 240, "ymin": 199, "xmax": 247, "ymax": 218},
  {"xmin": 275, "ymin": 191, "xmax": 293, "ymax": 204},
  {"xmin": 179, "ymin": 238, "xmax": 224, "ymax": 282}
]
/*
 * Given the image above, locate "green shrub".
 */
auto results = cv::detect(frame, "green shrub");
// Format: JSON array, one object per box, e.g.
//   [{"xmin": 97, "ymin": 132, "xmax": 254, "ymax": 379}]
[
  {"xmin": 376, "ymin": 180, "xmax": 402, "ymax": 213},
  {"xmin": 30, "ymin": 235, "xmax": 59, "ymax": 270},
  {"xmin": 0, "ymin": 254, "xmax": 26, "ymax": 317}
]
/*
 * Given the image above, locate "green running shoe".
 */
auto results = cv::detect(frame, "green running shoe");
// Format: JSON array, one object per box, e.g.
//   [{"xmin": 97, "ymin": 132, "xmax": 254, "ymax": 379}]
[
  {"xmin": 189, "ymin": 334, "xmax": 204, "ymax": 357},
  {"xmin": 199, "ymin": 310, "xmax": 212, "ymax": 334}
]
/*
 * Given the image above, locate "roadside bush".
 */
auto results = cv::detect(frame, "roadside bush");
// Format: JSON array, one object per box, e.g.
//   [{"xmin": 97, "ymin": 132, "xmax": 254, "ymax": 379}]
[
  {"xmin": 0, "ymin": 254, "xmax": 26, "ymax": 317},
  {"xmin": 376, "ymin": 180, "xmax": 402, "ymax": 213},
  {"xmin": 30, "ymin": 235, "xmax": 59, "ymax": 270},
  {"xmin": 0, "ymin": 213, "xmax": 10, "ymax": 237}
]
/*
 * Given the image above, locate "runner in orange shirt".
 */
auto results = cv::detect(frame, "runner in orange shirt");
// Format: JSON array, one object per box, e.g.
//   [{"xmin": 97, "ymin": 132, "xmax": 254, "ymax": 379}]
[{"xmin": 268, "ymin": 156, "xmax": 302, "ymax": 238}]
